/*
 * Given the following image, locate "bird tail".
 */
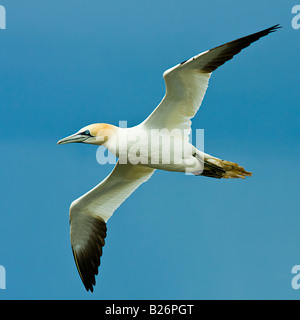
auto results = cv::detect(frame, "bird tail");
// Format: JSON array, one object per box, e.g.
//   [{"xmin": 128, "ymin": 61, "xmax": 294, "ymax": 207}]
[{"xmin": 194, "ymin": 153, "xmax": 253, "ymax": 179}]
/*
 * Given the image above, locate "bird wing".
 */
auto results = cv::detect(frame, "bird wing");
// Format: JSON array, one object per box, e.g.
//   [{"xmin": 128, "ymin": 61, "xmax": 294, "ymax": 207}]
[
  {"xmin": 142, "ymin": 25, "xmax": 280, "ymax": 134},
  {"xmin": 69, "ymin": 161, "xmax": 155, "ymax": 291}
]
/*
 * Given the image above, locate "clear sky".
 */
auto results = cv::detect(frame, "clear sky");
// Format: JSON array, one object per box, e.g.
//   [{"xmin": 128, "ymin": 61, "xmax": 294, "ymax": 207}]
[{"xmin": 0, "ymin": 0, "xmax": 299, "ymax": 300}]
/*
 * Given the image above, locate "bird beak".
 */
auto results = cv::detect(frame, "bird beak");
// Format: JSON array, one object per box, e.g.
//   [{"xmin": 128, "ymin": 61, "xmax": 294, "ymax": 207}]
[{"xmin": 57, "ymin": 133, "xmax": 88, "ymax": 145}]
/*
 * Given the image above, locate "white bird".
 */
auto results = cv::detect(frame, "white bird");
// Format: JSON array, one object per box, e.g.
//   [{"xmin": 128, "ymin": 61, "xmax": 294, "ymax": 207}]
[{"xmin": 58, "ymin": 25, "xmax": 280, "ymax": 292}]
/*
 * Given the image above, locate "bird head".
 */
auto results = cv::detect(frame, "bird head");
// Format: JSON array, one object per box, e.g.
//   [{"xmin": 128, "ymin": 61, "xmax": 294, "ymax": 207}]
[{"xmin": 57, "ymin": 123, "xmax": 116, "ymax": 146}]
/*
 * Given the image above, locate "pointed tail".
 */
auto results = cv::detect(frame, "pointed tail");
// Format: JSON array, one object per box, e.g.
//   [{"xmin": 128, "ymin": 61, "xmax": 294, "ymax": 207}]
[{"xmin": 195, "ymin": 153, "xmax": 253, "ymax": 179}]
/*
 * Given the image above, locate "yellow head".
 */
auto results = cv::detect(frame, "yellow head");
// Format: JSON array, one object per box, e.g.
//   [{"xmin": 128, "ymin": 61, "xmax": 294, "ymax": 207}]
[{"xmin": 57, "ymin": 123, "xmax": 116, "ymax": 146}]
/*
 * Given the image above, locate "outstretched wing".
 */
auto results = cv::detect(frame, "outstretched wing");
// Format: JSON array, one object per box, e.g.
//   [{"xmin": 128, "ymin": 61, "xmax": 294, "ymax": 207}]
[
  {"xmin": 70, "ymin": 161, "xmax": 155, "ymax": 291},
  {"xmin": 143, "ymin": 25, "xmax": 280, "ymax": 134}
]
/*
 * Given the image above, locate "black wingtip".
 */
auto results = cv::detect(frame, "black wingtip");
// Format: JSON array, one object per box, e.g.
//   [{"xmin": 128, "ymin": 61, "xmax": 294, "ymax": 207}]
[
  {"xmin": 253, "ymin": 24, "xmax": 282, "ymax": 39},
  {"xmin": 267, "ymin": 24, "xmax": 282, "ymax": 32},
  {"xmin": 71, "ymin": 216, "xmax": 107, "ymax": 293}
]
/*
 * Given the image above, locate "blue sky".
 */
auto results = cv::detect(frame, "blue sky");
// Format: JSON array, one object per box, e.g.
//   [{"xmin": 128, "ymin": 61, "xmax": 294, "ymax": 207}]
[{"xmin": 0, "ymin": 0, "xmax": 299, "ymax": 299}]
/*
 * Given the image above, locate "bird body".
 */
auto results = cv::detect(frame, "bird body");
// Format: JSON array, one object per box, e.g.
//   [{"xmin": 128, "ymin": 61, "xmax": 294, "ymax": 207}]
[
  {"xmin": 58, "ymin": 24, "xmax": 280, "ymax": 291},
  {"xmin": 104, "ymin": 124, "xmax": 201, "ymax": 173}
]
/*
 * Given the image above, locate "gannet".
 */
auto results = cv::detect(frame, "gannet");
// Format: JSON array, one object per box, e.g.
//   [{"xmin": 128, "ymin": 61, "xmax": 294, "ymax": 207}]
[{"xmin": 58, "ymin": 25, "xmax": 280, "ymax": 292}]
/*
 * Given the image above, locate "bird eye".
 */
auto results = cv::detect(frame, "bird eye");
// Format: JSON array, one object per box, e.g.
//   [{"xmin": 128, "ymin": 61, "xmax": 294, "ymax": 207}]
[{"xmin": 83, "ymin": 130, "xmax": 90, "ymax": 135}]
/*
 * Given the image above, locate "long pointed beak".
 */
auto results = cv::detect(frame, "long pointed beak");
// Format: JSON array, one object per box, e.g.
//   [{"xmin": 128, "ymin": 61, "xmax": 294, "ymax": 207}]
[{"xmin": 57, "ymin": 133, "xmax": 87, "ymax": 145}]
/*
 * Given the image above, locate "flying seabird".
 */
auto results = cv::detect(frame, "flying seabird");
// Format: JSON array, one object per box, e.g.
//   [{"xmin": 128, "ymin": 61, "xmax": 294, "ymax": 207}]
[{"xmin": 58, "ymin": 25, "xmax": 280, "ymax": 292}]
